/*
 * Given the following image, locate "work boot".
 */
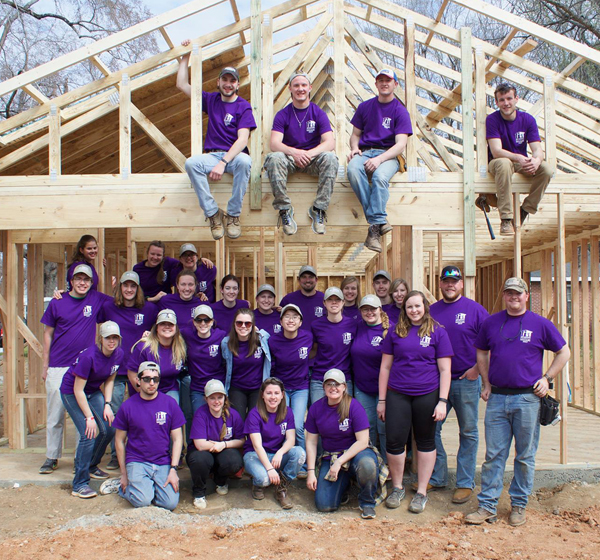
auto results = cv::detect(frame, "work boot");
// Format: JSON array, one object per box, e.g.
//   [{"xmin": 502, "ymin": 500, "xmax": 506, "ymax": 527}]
[
  {"xmin": 509, "ymin": 506, "xmax": 527, "ymax": 526},
  {"xmin": 365, "ymin": 225, "xmax": 382, "ymax": 253},
  {"xmin": 452, "ymin": 488, "xmax": 473, "ymax": 504},
  {"xmin": 307, "ymin": 206, "xmax": 326, "ymax": 234},
  {"xmin": 520, "ymin": 207, "xmax": 529, "ymax": 225},
  {"xmin": 251, "ymin": 484, "xmax": 265, "ymax": 500},
  {"xmin": 278, "ymin": 208, "xmax": 298, "ymax": 235},
  {"xmin": 207, "ymin": 208, "xmax": 225, "ymax": 240},
  {"xmin": 465, "ymin": 507, "xmax": 498, "ymax": 525},
  {"xmin": 379, "ymin": 220, "xmax": 393, "ymax": 235},
  {"xmin": 500, "ymin": 218, "xmax": 515, "ymax": 236},
  {"xmin": 224, "ymin": 214, "xmax": 242, "ymax": 239},
  {"xmin": 276, "ymin": 476, "xmax": 293, "ymax": 509}
]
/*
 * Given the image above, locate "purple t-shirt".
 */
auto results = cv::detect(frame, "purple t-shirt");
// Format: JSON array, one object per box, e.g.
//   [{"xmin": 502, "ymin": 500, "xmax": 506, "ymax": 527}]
[
  {"xmin": 243, "ymin": 406, "xmax": 295, "ymax": 454},
  {"xmin": 475, "ymin": 310, "xmax": 566, "ymax": 388},
  {"xmin": 350, "ymin": 97, "xmax": 413, "ymax": 149},
  {"xmin": 209, "ymin": 299, "xmax": 250, "ymax": 333},
  {"xmin": 305, "ymin": 398, "xmax": 370, "ymax": 454},
  {"xmin": 381, "ymin": 325, "xmax": 454, "ymax": 395},
  {"xmin": 66, "ymin": 261, "xmax": 99, "ymax": 292},
  {"xmin": 181, "ymin": 326, "xmax": 227, "ymax": 392},
  {"xmin": 269, "ymin": 329, "xmax": 313, "ymax": 390},
  {"xmin": 382, "ymin": 303, "xmax": 401, "ymax": 324},
  {"xmin": 272, "ymin": 102, "xmax": 332, "ymax": 151},
  {"xmin": 127, "ymin": 341, "xmax": 182, "ymax": 394},
  {"xmin": 430, "ymin": 297, "xmax": 489, "ymax": 378},
  {"xmin": 254, "ymin": 309, "xmax": 282, "ymax": 336},
  {"xmin": 157, "ymin": 293, "xmax": 201, "ymax": 328},
  {"xmin": 342, "ymin": 304, "xmax": 360, "ymax": 322},
  {"xmin": 190, "ymin": 404, "xmax": 244, "ymax": 445},
  {"xmin": 311, "ymin": 316, "xmax": 358, "ymax": 381},
  {"xmin": 203, "ymin": 91, "xmax": 257, "ymax": 152},
  {"xmin": 168, "ymin": 258, "xmax": 218, "ymax": 303},
  {"xmin": 60, "ymin": 345, "xmax": 123, "ymax": 395},
  {"xmin": 133, "ymin": 260, "xmax": 174, "ymax": 298},
  {"xmin": 41, "ymin": 290, "xmax": 112, "ymax": 368},
  {"xmin": 279, "ymin": 290, "xmax": 325, "ymax": 331},
  {"xmin": 113, "ymin": 392, "xmax": 185, "ymax": 465},
  {"xmin": 230, "ymin": 340, "xmax": 265, "ymax": 391},
  {"xmin": 351, "ymin": 321, "xmax": 394, "ymax": 395},
  {"xmin": 98, "ymin": 301, "xmax": 158, "ymax": 373},
  {"xmin": 486, "ymin": 110, "xmax": 541, "ymax": 161}
]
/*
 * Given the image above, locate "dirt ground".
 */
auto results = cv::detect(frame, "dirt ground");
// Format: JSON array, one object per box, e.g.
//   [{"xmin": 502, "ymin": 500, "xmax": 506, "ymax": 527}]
[{"xmin": 0, "ymin": 481, "xmax": 599, "ymax": 559}]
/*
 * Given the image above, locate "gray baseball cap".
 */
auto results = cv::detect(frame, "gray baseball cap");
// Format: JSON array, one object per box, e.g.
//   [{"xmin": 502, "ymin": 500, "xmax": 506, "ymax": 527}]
[
  {"xmin": 298, "ymin": 265, "xmax": 317, "ymax": 277},
  {"xmin": 192, "ymin": 304, "xmax": 214, "ymax": 320},
  {"xmin": 373, "ymin": 270, "xmax": 391, "ymax": 282},
  {"xmin": 324, "ymin": 287, "xmax": 344, "ymax": 301},
  {"xmin": 503, "ymin": 277, "xmax": 528, "ymax": 293},
  {"xmin": 323, "ymin": 369, "xmax": 346, "ymax": 385},
  {"xmin": 120, "ymin": 270, "xmax": 140, "ymax": 285},
  {"xmin": 280, "ymin": 303, "xmax": 303, "ymax": 318},
  {"xmin": 219, "ymin": 67, "xmax": 239, "ymax": 80},
  {"xmin": 204, "ymin": 379, "xmax": 226, "ymax": 397},
  {"xmin": 256, "ymin": 284, "xmax": 276, "ymax": 297},
  {"xmin": 359, "ymin": 294, "xmax": 382, "ymax": 308},
  {"xmin": 179, "ymin": 243, "xmax": 198, "ymax": 256},
  {"xmin": 99, "ymin": 321, "xmax": 121, "ymax": 338},
  {"xmin": 138, "ymin": 361, "xmax": 160, "ymax": 375},
  {"xmin": 289, "ymin": 72, "xmax": 310, "ymax": 85},
  {"xmin": 156, "ymin": 309, "xmax": 177, "ymax": 325},
  {"xmin": 72, "ymin": 264, "xmax": 93, "ymax": 278}
]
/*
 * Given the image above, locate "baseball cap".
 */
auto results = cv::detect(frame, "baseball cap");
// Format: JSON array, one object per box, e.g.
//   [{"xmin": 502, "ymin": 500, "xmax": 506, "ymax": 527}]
[
  {"xmin": 256, "ymin": 284, "xmax": 276, "ymax": 297},
  {"xmin": 359, "ymin": 294, "xmax": 382, "ymax": 308},
  {"xmin": 179, "ymin": 243, "xmax": 198, "ymax": 256},
  {"xmin": 156, "ymin": 309, "xmax": 177, "ymax": 325},
  {"xmin": 324, "ymin": 287, "xmax": 344, "ymax": 301},
  {"xmin": 373, "ymin": 270, "xmax": 391, "ymax": 282},
  {"xmin": 323, "ymin": 369, "xmax": 346, "ymax": 385},
  {"xmin": 289, "ymin": 72, "xmax": 310, "ymax": 85},
  {"xmin": 219, "ymin": 67, "xmax": 239, "ymax": 80},
  {"xmin": 99, "ymin": 321, "xmax": 121, "ymax": 338},
  {"xmin": 503, "ymin": 277, "xmax": 528, "ymax": 293},
  {"xmin": 298, "ymin": 265, "xmax": 317, "ymax": 277},
  {"xmin": 72, "ymin": 264, "xmax": 93, "ymax": 278},
  {"xmin": 204, "ymin": 379, "xmax": 227, "ymax": 397},
  {"xmin": 138, "ymin": 361, "xmax": 160, "ymax": 375},
  {"xmin": 280, "ymin": 303, "xmax": 303, "ymax": 318},
  {"xmin": 192, "ymin": 304, "xmax": 213, "ymax": 320},
  {"xmin": 120, "ymin": 270, "xmax": 140, "ymax": 285},
  {"xmin": 440, "ymin": 266, "xmax": 462, "ymax": 280},
  {"xmin": 376, "ymin": 68, "xmax": 398, "ymax": 81}
]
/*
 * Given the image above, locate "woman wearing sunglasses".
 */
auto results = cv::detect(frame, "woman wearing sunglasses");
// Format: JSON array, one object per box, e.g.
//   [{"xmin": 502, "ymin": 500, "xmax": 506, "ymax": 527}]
[{"xmin": 222, "ymin": 308, "xmax": 271, "ymax": 421}]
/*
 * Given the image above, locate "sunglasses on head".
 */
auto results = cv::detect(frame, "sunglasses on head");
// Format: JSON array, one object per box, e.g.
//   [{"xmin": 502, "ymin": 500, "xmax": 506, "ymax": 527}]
[
  {"xmin": 194, "ymin": 317, "xmax": 212, "ymax": 324},
  {"xmin": 140, "ymin": 375, "xmax": 161, "ymax": 384},
  {"xmin": 235, "ymin": 320, "xmax": 253, "ymax": 328}
]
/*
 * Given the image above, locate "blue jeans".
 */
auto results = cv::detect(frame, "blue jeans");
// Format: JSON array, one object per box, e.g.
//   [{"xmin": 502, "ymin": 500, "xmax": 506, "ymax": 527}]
[
  {"xmin": 310, "ymin": 378, "xmax": 353, "ymax": 406},
  {"xmin": 109, "ymin": 376, "xmax": 128, "ymax": 460},
  {"xmin": 315, "ymin": 448, "xmax": 378, "ymax": 511},
  {"xmin": 119, "ymin": 462, "xmax": 179, "ymax": 510},
  {"xmin": 61, "ymin": 391, "xmax": 115, "ymax": 491},
  {"xmin": 286, "ymin": 388, "xmax": 309, "ymax": 470},
  {"xmin": 477, "ymin": 392, "xmax": 541, "ymax": 514},
  {"xmin": 190, "ymin": 390, "xmax": 206, "ymax": 415},
  {"xmin": 347, "ymin": 149, "xmax": 400, "ymax": 225},
  {"xmin": 243, "ymin": 446, "xmax": 306, "ymax": 486},
  {"xmin": 431, "ymin": 376, "xmax": 480, "ymax": 489},
  {"xmin": 185, "ymin": 152, "xmax": 252, "ymax": 218},
  {"xmin": 353, "ymin": 387, "xmax": 386, "ymax": 462}
]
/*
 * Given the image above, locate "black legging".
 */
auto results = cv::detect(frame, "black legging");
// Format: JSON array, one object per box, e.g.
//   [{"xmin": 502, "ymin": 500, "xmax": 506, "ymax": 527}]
[
  {"xmin": 385, "ymin": 388, "xmax": 439, "ymax": 454},
  {"xmin": 186, "ymin": 447, "xmax": 243, "ymax": 498},
  {"xmin": 229, "ymin": 387, "xmax": 260, "ymax": 422}
]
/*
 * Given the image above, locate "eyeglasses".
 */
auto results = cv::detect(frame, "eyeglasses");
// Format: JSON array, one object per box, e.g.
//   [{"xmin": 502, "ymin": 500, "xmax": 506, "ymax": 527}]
[
  {"xmin": 194, "ymin": 317, "xmax": 212, "ymax": 324},
  {"xmin": 140, "ymin": 376, "xmax": 161, "ymax": 384},
  {"xmin": 235, "ymin": 321, "xmax": 253, "ymax": 328},
  {"xmin": 324, "ymin": 381, "xmax": 342, "ymax": 388}
]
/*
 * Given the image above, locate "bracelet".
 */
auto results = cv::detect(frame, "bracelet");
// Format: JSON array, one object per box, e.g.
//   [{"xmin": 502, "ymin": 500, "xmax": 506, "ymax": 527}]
[
  {"xmin": 439, "ymin": 398, "xmax": 448, "ymax": 403},
  {"xmin": 86, "ymin": 417, "xmax": 94, "ymax": 421},
  {"xmin": 104, "ymin": 402, "xmax": 111, "ymax": 406},
  {"xmin": 378, "ymin": 400, "xmax": 386, "ymax": 402},
  {"xmin": 170, "ymin": 465, "xmax": 178, "ymax": 470},
  {"xmin": 222, "ymin": 159, "xmax": 230, "ymax": 164},
  {"xmin": 268, "ymin": 468, "xmax": 275, "ymax": 472},
  {"xmin": 307, "ymin": 468, "xmax": 315, "ymax": 471},
  {"xmin": 224, "ymin": 441, "xmax": 228, "ymax": 448}
]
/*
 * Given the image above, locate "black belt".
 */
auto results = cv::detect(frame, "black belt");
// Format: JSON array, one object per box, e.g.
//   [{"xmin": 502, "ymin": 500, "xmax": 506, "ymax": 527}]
[
  {"xmin": 360, "ymin": 145, "xmax": 389, "ymax": 151},
  {"xmin": 205, "ymin": 149, "xmax": 226, "ymax": 153},
  {"xmin": 491, "ymin": 386, "xmax": 535, "ymax": 395}
]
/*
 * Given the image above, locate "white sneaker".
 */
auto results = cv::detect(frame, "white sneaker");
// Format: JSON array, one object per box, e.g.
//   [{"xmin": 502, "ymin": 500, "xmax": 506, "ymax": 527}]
[
  {"xmin": 193, "ymin": 496, "xmax": 207, "ymax": 509},
  {"xmin": 99, "ymin": 477, "xmax": 121, "ymax": 495},
  {"xmin": 216, "ymin": 484, "xmax": 229, "ymax": 495}
]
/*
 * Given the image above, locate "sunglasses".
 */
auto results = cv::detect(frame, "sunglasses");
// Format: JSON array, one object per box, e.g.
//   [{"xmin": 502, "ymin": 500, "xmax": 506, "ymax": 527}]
[
  {"xmin": 235, "ymin": 321, "xmax": 253, "ymax": 328},
  {"xmin": 194, "ymin": 317, "xmax": 213, "ymax": 324},
  {"xmin": 140, "ymin": 376, "xmax": 161, "ymax": 384},
  {"xmin": 324, "ymin": 381, "xmax": 343, "ymax": 388}
]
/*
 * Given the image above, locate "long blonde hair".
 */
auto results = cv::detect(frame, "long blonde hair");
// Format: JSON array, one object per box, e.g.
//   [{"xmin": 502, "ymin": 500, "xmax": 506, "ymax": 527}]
[
  {"xmin": 395, "ymin": 290, "xmax": 439, "ymax": 338},
  {"xmin": 336, "ymin": 392, "xmax": 353, "ymax": 424},
  {"xmin": 139, "ymin": 321, "xmax": 187, "ymax": 366},
  {"xmin": 218, "ymin": 397, "xmax": 232, "ymax": 441}
]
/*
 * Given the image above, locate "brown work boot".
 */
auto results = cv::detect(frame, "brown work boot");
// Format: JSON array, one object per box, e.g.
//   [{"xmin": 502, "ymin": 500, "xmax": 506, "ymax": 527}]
[
  {"xmin": 410, "ymin": 481, "xmax": 443, "ymax": 492},
  {"xmin": 509, "ymin": 506, "xmax": 527, "ymax": 526},
  {"xmin": 224, "ymin": 213, "xmax": 241, "ymax": 239},
  {"xmin": 500, "ymin": 218, "xmax": 515, "ymax": 236},
  {"xmin": 365, "ymin": 225, "xmax": 382, "ymax": 253},
  {"xmin": 452, "ymin": 488, "xmax": 473, "ymax": 504},
  {"xmin": 465, "ymin": 507, "xmax": 497, "ymax": 525},
  {"xmin": 207, "ymin": 208, "xmax": 225, "ymax": 240},
  {"xmin": 379, "ymin": 220, "xmax": 393, "ymax": 235},
  {"xmin": 251, "ymin": 484, "xmax": 265, "ymax": 500},
  {"xmin": 276, "ymin": 476, "xmax": 293, "ymax": 509}
]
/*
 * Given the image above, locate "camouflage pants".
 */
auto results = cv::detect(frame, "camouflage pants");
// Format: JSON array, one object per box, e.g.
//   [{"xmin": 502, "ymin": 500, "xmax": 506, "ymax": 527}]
[{"xmin": 264, "ymin": 151, "xmax": 339, "ymax": 211}]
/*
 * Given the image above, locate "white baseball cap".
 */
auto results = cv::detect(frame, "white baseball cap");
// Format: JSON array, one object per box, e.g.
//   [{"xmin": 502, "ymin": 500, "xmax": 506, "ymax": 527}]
[
  {"xmin": 256, "ymin": 284, "xmax": 276, "ymax": 297},
  {"xmin": 138, "ymin": 361, "xmax": 160, "ymax": 375},
  {"xmin": 324, "ymin": 287, "xmax": 344, "ymax": 301},
  {"xmin": 120, "ymin": 271, "xmax": 140, "ymax": 285},
  {"xmin": 192, "ymin": 304, "xmax": 214, "ymax": 320},
  {"xmin": 359, "ymin": 295, "xmax": 382, "ymax": 308},
  {"xmin": 157, "ymin": 309, "xmax": 177, "ymax": 325},
  {"xmin": 99, "ymin": 321, "xmax": 121, "ymax": 338},
  {"xmin": 72, "ymin": 264, "xmax": 93, "ymax": 278},
  {"xmin": 280, "ymin": 303, "xmax": 303, "ymax": 318},
  {"xmin": 179, "ymin": 243, "xmax": 198, "ymax": 256},
  {"xmin": 204, "ymin": 379, "xmax": 226, "ymax": 397},
  {"xmin": 323, "ymin": 369, "xmax": 346, "ymax": 385}
]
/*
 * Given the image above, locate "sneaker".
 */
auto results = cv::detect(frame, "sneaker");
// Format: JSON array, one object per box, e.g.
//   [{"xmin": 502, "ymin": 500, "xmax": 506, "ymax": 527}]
[
  {"xmin": 72, "ymin": 485, "xmax": 97, "ymax": 499},
  {"xmin": 251, "ymin": 484, "xmax": 265, "ymax": 500},
  {"xmin": 500, "ymin": 218, "xmax": 515, "ymax": 236},
  {"xmin": 215, "ymin": 483, "xmax": 229, "ymax": 496},
  {"xmin": 224, "ymin": 214, "xmax": 241, "ymax": 239},
  {"xmin": 452, "ymin": 488, "xmax": 473, "ymax": 504},
  {"xmin": 408, "ymin": 492, "xmax": 428, "ymax": 514},
  {"xmin": 307, "ymin": 206, "xmax": 326, "ymax": 235},
  {"xmin": 379, "ymin": 221, "xmax": 393, "ymax": 235},
  {"xmin": 207, "ymin": 208, "xmax": 225, "ymax": 240},
  {"xmin": 509, "ymin": 506, "xmax": 527, "ymax": 526},
  {"xmin": 385, "ymin": 486, "xmax": 405, "ymax": 509},
  {"xmin": 106, "ymin": 457, "xmax": 120, "ymax": 471},
  {"xmin": 278, "ymin": 208, "xmax": 298, "ymax": 236},
  {"xmin": 296, "ymin": 470, "xmax": 308, "ymax": 480},
  {"xmin": 519, "ymin": 207, "xmax": 529, "ymax": 225},
  {"xmin": 193, "ymin": 496, "xmax": 207, "ymax": 509},
  {"xmin": 465, "ymin": 507, "xmax": 497, "ymax": 525},
  {"xmin": 360, "ymin": 504, "xmax": 377, "ymax": 519},
  {"xmin": 89, "ymin": 467, "xmax": 110, "ymax": 480},
  {"xmin": 39, "ymin": 458, "xmax": 58, "ymax": 474},
  {"xmin": 99, "ymin": 477, "xmax": 121, "ymax": 495},
  {"xmin": 364, "ymin": 225, "xmax": 382, "ymax": 253}
]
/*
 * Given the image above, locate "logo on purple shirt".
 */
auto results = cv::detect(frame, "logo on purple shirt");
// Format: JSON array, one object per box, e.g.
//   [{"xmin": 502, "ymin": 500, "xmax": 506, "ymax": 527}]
[
  {"xmin": 382, "ymin": 117, "xmax": 391, "ymax": 129},
  {"xmin": 280, "ymin": 422, "xmax": 288, "ymax": 435},
  {"xmin": 420, "ymin": 335, "xmax": 431, "ymax": 348},
  {"xmin": 135, "ymin": 313, "xmax": 145, "ymax": 326},
  {"xmin": 199, "ymin": 281, "xmax": 207, "ymax": 291},
  {"xmin": 83, "ymin": 305, "xmax": 92, "ymax": 317},
  {"xmin": 225, "ymin": 426, "xmax": 233, "ymax": 440},
  {"xmin": 298, "ymin": 347, "xmax": 308, "ymax": 360},
  {"xmin": 224, "ymin": 113, "xmax": 234, "ymax": 126},
  {"xmin": 111, "ymin": 365, "xmax": 120, "ymax": 374},
  {"xmin": 455, "ymin": 313, "xmax": 466, "ymax": 325},
  {"xmin": 339, "ymin": 418, "xmax": 350, "ymax": 431},
  {"xmin": 209, "ymin": 344, "xmax": 219, "ymax": 357},
  {"xmin": 253, "ymin": 348, "xmax": 263, "ymax": 359},
  {"xmin": 520, "ymin": 329, "xmax": 533, "ymax": 343},
  {"xmin": 515, "ymin": 131, "xmax": 525, "ymax": 144},
  {"xmin": 343, "ymin": 332, "xmax": 353, "ymax": 345},
  {"xmin": 371, "ymin": 336, "xmax": 383, "ymax": 346},
  {"xmin": 315, "ymin": 306, "xmax": 324, "ymax": 317},
  {"xmin": 156, "ymin": 411, "xmax": 167, "ymax": 425},
  {"xmin": 306, "ymin": 120, "xmax": 316, "ymax": 133},
  {"xmin": 273, "ymin": 324, "xmax": 282, "ymax": 333}
]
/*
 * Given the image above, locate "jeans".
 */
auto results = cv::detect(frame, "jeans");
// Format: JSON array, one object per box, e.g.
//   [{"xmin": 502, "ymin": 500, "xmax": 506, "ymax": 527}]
[
  {"xmin": 243, "ymin": 446, "xmax": 306, "ymax": 486},
  {"xmin": 187, "ymin": 448, "xmax": 243, "ymax": 497},
  {"xmin": 353, "ymin": 387, "xmax": 386, "ymax": 461},
  {"xmin": 119, "ymin": 462, "xmax": 179, "ymax": 510},
  {"xmin": 286, "ymin": 388, "xmax": 309, "ymax": 470},
  {"xmin": 61, "ymin": 391, "xmax": 115, "ymax": 491},
  {"xmin": 477, "ymin": 392, "xmax": 541, "ymax": 514},
  {"xmin": 314, "ymin": 448, "xmax": 378, "ymax": 511},
  {"xmin": 185, "ymin": 152, "xmax": 252, "ymax": 218},
  {"xmin": 45, "ymin": 367, "xmax": 69, "ymax": 459},
  {"xmin": 347, "ymin": 149, "xmax": 400, "ymax": 225},
  {"xmin": 310, "ymin": 378, "xmax": 353, "ymax": 406},
  {"xmin": 190, "ymin": 390, "xmax": 206, "ymax": 415},
  {"xmin": 109, "ymin": 376, "xmax": 128, "ymax": 460},
  {"xmin": 431, "ymin": 376, "xmax": 480, "ymax": 489}
]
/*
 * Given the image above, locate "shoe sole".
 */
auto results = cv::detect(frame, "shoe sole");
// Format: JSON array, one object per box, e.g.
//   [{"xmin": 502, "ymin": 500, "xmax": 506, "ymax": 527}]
[
  {"xmin": 225, "ymin": 230, "xmax": 241, "ymax": 239},
  {"xmin": 364, "ymin": 242, "xmax": 382, "ymax": 253},
  {"xmin": 105, "ymin": 465, "xmax": 120, "ymax": 471},
  {"xmin": 380, "ymin": 225, "xmax": 393, "ymax": 235},
  {"xmin": 39, "ymin": 469, "xmax": 56, "ymax": 474},
  {"xmin": 452, "ymin": 494, "xmax": 473, "ymax": 504},
  {"xmin": 89, "ymin": 473, "xmax": 109, "ymax": 480},
  {"xmin": 72, "ymin": 491, "xmax": 97, "ymax": 499},
  {"xmin": 409, "ymin": 501, "xmax": 428, "ymax": 513},
  {"xmin": 211, "ymin": 231, "xmax": 225, "ymax": 240},
  {"xmin": 307, "ymin": 209, "xmax": 325, "ymax": 235},
  {"xmin": 360, "ymin": 509, "xmax": 376, "ymax": 519},
  {"xmin": 509, "ymin": 518, "xmax": 526, "ymax": 527},
  {"xmin": 465, "ymin": 514, "xmax": 498, "ymax": 525}
]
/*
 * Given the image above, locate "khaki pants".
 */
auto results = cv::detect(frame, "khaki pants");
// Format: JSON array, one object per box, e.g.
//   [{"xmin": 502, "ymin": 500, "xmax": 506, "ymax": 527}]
[
  {"xmin": 488, "ymin": 158, "xmax": 553, "ymax": 220},
  {"xmin": 45, "ymin": 367, "xmax": 69, "ymax": 459}
]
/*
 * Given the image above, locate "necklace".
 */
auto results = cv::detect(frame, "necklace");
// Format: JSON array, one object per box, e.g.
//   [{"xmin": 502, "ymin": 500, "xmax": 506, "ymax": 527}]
[{"xmin": 292, "ymin": 105, "xmax": 309, "ymax": 128}]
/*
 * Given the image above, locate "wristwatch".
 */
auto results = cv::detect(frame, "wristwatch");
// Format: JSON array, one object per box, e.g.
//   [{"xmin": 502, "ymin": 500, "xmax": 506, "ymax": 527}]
[
  {"xmin": 170, "ymin": 465, "xmax": 178, "ymax": 470},
  {"xmin": 543, "ymin": 374, "xmax": 552, "ymax": 383}
]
